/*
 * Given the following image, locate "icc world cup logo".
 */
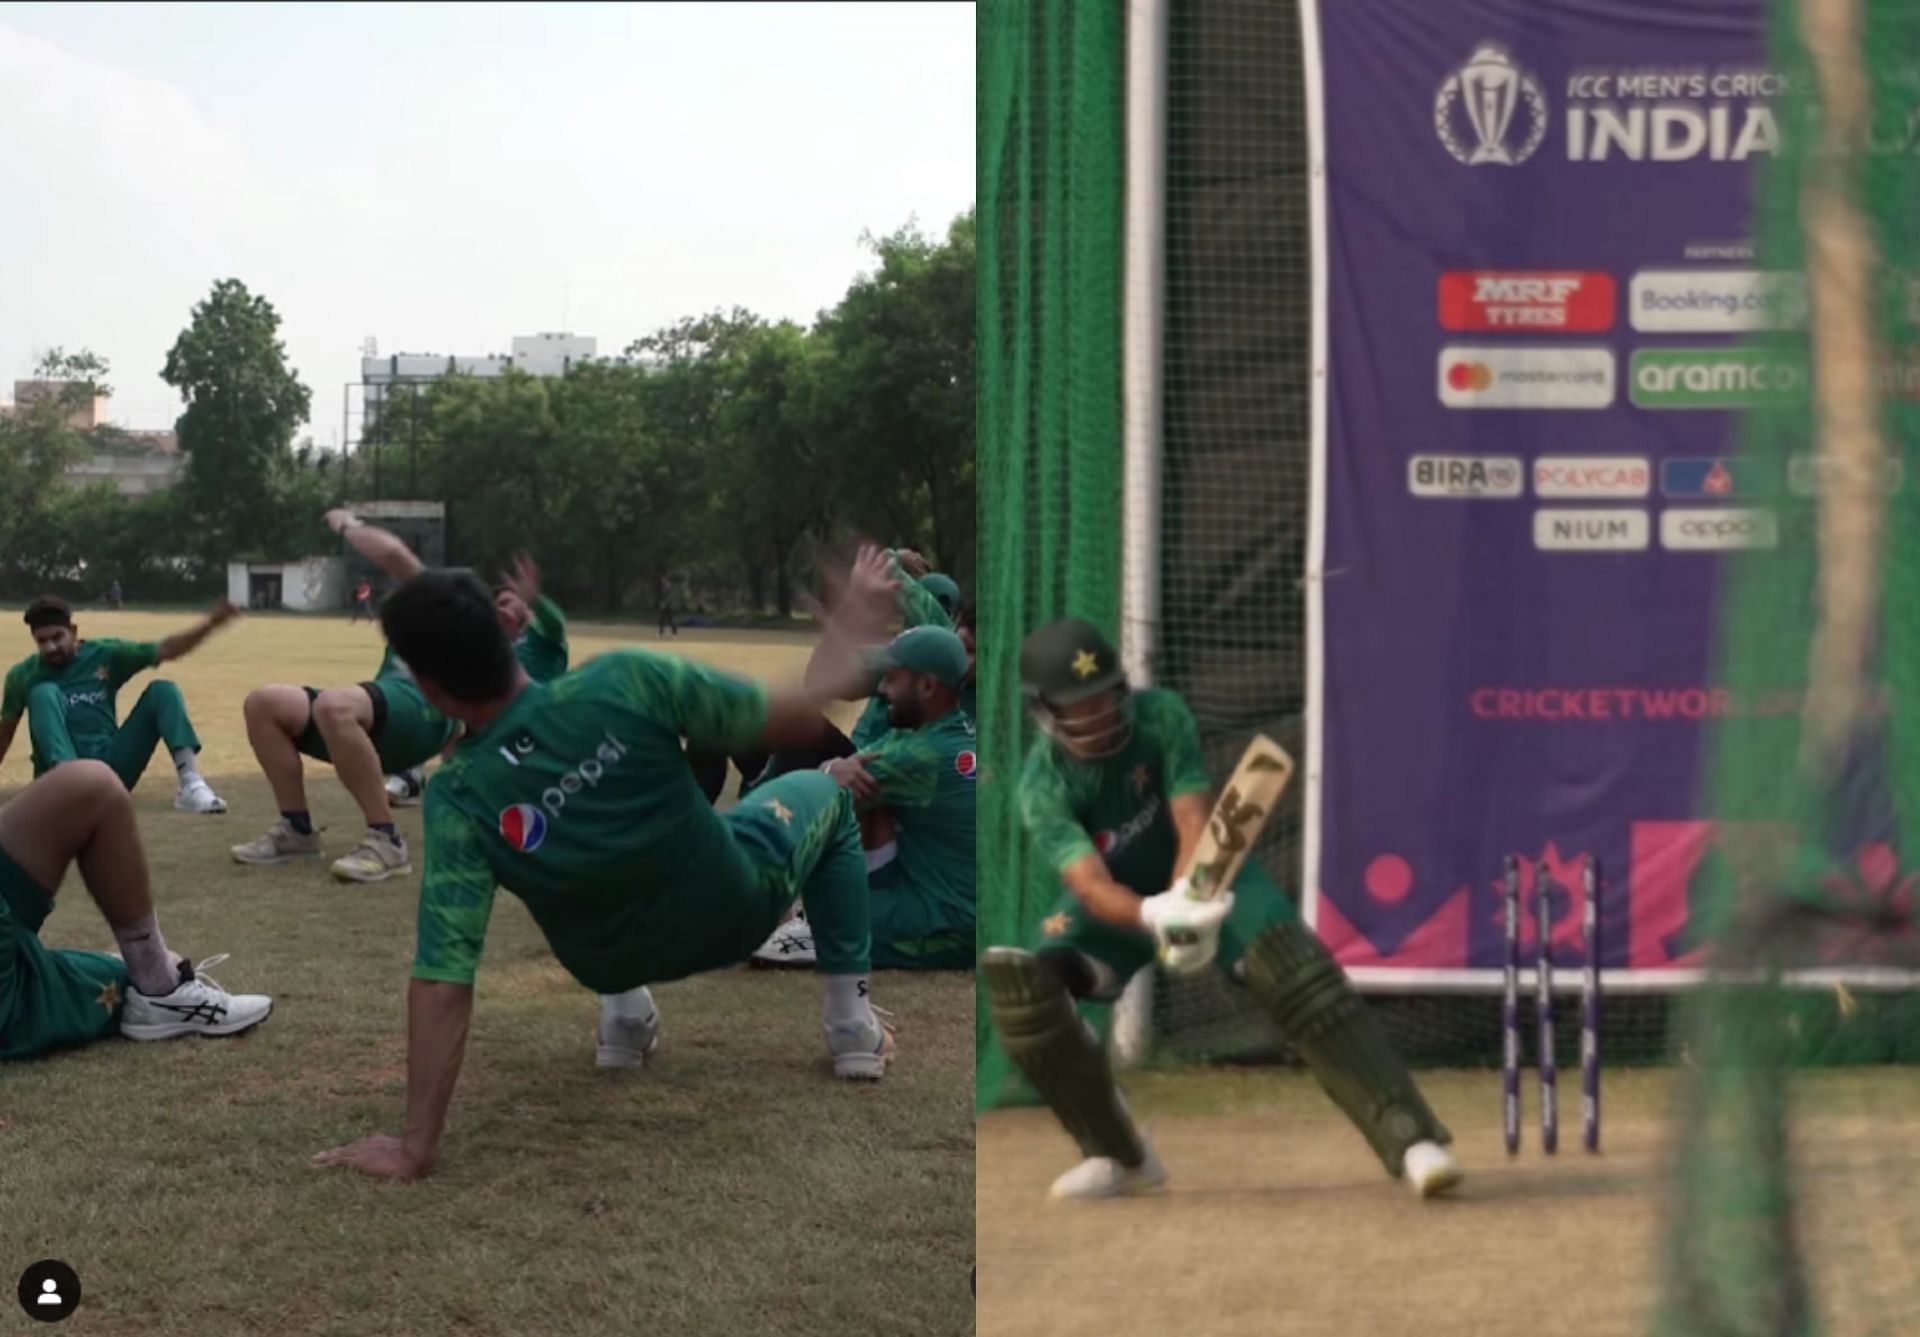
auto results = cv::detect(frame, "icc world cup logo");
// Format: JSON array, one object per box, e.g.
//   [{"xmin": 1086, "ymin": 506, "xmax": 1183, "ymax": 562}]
[{"xmin": 1435, "ymin": 43, "xmax": 1549, "ymax": 167}]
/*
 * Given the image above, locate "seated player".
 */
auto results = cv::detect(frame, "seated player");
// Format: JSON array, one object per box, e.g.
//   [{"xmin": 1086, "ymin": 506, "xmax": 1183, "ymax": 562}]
[
  {"xmin": 0, "ymin": 595, "xmax": 237, "ymax": 814},
  {"xmin": 385, "ymin": 551, "xmax": 566, "ymax": 807},
  {"xmin": 700, "ymin": 547, "xmax": 954, "ymax": 805},
  {"xmin": 954, "ymin": 599, "xmax": 976, "ymax": 721},
  {"xmin": 230, "ymin": 509, "xmax": 459, "ymax": 882},
  {"xmin": 0, "ymin": 761, "xmax": 271, "ymax": 1061},
  {"xmin": 311, "ymin": 552, "xmax": 903, "ymax": 1182},
  {"xmin": 982, "ymin": 618, "xmax": 1462, "ymax": 1201},
  {"xmin": 921, "ymin": 572, "xmax": 961, "ymax": 621},
  {"xmin": 753, "ymin": 625, "xmax": 975, "ymax": 970}
]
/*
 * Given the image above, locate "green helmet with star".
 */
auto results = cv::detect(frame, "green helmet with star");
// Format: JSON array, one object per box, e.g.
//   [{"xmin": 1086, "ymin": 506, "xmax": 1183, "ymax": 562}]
[{"xmin": 1019, "ymin": 617, "xmax": 1133, "ymax": 757}]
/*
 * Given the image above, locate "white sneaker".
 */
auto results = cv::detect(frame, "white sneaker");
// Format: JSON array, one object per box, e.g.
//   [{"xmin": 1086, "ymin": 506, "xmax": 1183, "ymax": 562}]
[
  {"xmin": 120, "ymin": 955, "xmax": 273, "ymax": 1041},
  {"xmin": 596, "ymin": 988, "xmax": 663, "ymax": 1069},
  {"xmin": 1402, "ymin": 1140, "xmax": 1463, "ymax": 1198},
  {"xmin": 826, "ymin": 1006, "xmax": 896, "ymax": 1081},
  {"xmin": 173, "ymin": 775, "xmax": 228, "ymax": 814},
  {"xmin": 1049, "ymin": 1142, "xmax": 1168, "ymax": 1201},
  {"xmin": 231, "ymin": 819, "xmax": 323, "ymax": 865},
  {"xmin": 331, "ymin": 830, "xmax": 411, "ymax": 883},
  {"xmin": 384, "ymin": 770, "xmax": 424, "ymax": 807},
  {"xmin": 749, "ymin": 914, "xmax": 816, "ymax": 969}
]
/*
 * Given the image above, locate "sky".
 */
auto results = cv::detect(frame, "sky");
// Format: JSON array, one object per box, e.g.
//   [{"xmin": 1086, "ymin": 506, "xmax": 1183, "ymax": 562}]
[{"xmin": 0, "ymin": 1, "xmax": 974, "ymax": 436}]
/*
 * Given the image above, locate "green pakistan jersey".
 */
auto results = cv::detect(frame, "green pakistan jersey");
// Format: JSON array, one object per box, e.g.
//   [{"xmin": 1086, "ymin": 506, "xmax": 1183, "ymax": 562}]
[
  {"xmin": 412, "ymin": 649, "xmax": 771, "ymax": 987},
  {"xmin": 864, "ymin": 708, "xmax": 976, "ymax": 923},
  {"xmin": 1019, "ymin": 688, "xmax": 1213, "ymax": 896},
  {"xmin": 0, "ymin": 640, "xmax": 160, "ymax": 763},
  {"xmin": 513, "ymin": 595, "xmax": 569, "ymax": 683},
  {"xmin": 850, "ymin": 553, "xmax": 955, "ymax": 749}
]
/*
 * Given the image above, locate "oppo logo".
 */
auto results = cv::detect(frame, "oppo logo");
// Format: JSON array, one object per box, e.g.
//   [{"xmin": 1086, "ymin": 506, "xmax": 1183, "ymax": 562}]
[{"xmin": 1660, "ymin": 508, "xmax": 1779, "ymax": 550}]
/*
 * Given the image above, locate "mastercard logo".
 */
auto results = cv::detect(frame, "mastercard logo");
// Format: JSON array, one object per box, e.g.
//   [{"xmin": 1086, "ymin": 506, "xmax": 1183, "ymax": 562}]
[{"xmin": 1445, "ymin": 361, "xmax": 1495, "ymax": 392}]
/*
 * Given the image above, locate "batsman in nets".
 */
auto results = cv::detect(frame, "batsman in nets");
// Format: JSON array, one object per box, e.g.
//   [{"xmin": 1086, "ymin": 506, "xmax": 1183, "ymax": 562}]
[{"xmin": 983, "ymin": 617, "xmax": 1462, "ymax": 1200}]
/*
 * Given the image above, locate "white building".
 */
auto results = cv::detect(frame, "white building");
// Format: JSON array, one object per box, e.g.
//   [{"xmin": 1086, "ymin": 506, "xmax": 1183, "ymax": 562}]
[
  {"xmin": 360, "ymin": 332, "xmax": 601, "ymax": 432},
  {"xmin": 228, "ymin": 556, "xmax": 347, "ymax": 612}
]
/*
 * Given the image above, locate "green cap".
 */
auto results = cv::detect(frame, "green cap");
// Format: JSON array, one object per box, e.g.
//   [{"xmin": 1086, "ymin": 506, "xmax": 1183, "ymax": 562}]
[
  {"xmin": 879, "ymin": 625, "xmax": 969, "ymax": 688},
  {"xmin": 1019, "ymin": 617, "xmax": 1124, "ymax": 706},
  {"xmin": 921, "ymin": 573, "xmax": 961, "ymax": 616}
]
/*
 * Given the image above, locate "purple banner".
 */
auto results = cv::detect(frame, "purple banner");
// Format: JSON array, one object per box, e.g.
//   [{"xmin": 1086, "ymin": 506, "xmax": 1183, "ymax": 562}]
[{"xmin": 1308, "ymin": 0, "xmax": 1807, "ymax": 978}]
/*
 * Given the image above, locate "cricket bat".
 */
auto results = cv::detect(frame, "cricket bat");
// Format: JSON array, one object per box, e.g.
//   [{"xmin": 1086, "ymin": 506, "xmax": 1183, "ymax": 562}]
[{"xmin": 1159, "ymin": 735, "xmax": 1295, "ymax": 954}]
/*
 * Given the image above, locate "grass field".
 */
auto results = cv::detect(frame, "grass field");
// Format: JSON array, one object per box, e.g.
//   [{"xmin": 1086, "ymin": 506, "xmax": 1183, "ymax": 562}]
[
  {"xmin": 977, "ymin": 1063, "xmax": 1920, "ymax": 1337},
  {"xmin": 0, "ymin": 611, "xmax": 975, "ymax": 1337}
]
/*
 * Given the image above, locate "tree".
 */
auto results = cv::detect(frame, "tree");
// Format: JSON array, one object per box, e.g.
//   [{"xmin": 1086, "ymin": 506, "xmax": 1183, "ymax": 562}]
[
  {"xmin": 161, "ymin": 279, "xmax": 314, "ymax": 562},
  {"xmin": 0, "ymin": 347, "xmax": 112, "ymax": 593}
]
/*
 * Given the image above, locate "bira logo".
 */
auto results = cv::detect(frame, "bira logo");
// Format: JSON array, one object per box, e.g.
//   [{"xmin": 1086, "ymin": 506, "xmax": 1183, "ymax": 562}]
[{"xmin": 1439, "ymin": 272, "xmax": 1615, "ymax": 332}]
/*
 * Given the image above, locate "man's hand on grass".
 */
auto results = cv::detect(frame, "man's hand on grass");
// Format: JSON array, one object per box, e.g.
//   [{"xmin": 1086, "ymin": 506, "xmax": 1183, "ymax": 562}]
[{"xmin": 312, "ymin": 1133, "xmax": 431, "ymax": 1182}]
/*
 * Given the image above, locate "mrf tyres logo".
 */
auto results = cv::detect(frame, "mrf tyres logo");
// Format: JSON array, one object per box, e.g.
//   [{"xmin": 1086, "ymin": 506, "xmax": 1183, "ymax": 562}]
[
  {"xmin": 497, "ymin": 730, "xmax": 632, "ymax": 852},
  {"xmin": 1439, "ymin": 272, "xmax": 1615, "ymax": 332}
]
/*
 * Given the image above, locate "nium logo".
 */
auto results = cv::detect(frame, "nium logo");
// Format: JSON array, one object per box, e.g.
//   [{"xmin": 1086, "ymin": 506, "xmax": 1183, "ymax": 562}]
[
  {"xmin": 1408, "ymin": 454, "xmax": 1524, "ymax": 498},
  {"xmin": 1787, "ymin": 455, "xmax": 1906, "ymax": 496},
  {"xmin": 1436, "ymin": 44, "xmax": 1549, "ymax": 166},
  {"xmin": 1533, "ymin": 508, "xmax": 1650, "ymax": 552},
  {"xmin": 1660, "ymin": 508, "xmax": 1779, "ymax": 550},
  {"xmin": 1438, "ymin": 346, "xmax": 1616, "ymax": 409},
  {"xmin": 1629, "ymin": 270, "xmax": 1806, "ymax": 333},
  {"xmin": 1532, "ymin": 456, "xmax": 1651, "ymax": 499},
  {"xmin": 1629, "ymin": 348, "xmax": 1807, "ymax": 408},
  {"xmin": 1661, "ymin": 457, "xmax": 1771, "ymax": 499},
  {"xmin": 1438, "ymin": 271, "xmax": 1615, "ymax": 332}
]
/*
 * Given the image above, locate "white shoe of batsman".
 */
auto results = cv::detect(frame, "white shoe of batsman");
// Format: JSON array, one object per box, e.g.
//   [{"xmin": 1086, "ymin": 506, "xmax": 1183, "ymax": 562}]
[
  {"xmin": 1048, "ymin": 1142, "xmax": 1169, "ymax": 1201},
  {"xmin": 120, "ymin": 955, "xmax": 273, "ymax": 1041},
  {"xmin": 750, "ymin": 914, "xmax": 816, "ymax": 969},
  {"xmin": 595, "ymin": 988, "xmax": 662, "ymax": 1069},
  {"xmin": 1402, "ymin": 1140, "xmax": 1463, "ymax": 1199},
  {"xmin": 826, "ymin": 1007, "xmax": 896, "ymax": 1081}
]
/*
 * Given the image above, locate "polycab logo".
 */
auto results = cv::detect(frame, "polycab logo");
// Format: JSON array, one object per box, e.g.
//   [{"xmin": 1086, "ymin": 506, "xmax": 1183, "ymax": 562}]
[
  {"xmin": 1439, "ymin": 272, "xmax": 1615, "ymax": 332},
  {"xmin": 1438, "ymin": 346, "xmax": 1615, "ymax": 409},
  {"xmin": 1660, "ymin": 508, "xmax": 1779, "ymax": 551},
  {"xmin": 1532, "ymin": 509, "xmax": 1650, "ymax": 551},
  {"xmin": 1532, "ymin": 456, "xmax": 1650, "ymax": 499},
  {"xmin": 1408, "ymin": 454, "xmax": 1525, "ymax": 498}
]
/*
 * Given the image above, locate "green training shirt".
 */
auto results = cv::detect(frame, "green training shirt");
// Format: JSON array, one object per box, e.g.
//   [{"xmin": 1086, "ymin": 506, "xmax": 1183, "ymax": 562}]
[
  {"xmin": 411, "ymin": 648, "xmax": 771, "ymax": 986},
  {"xmin": 513, "ymin": 595, "xmax": 569, "ymax": 683},
  {"xmin": 1018, "ymin": 688, "xmax": 1213, "ymax": 897},
  {"xmin": 863, "ymin": 707, "xmax": 976, "ymax": 923},
  {"xmin": 1, "ymin": 639, "xmax": 161, "ymax": 769}
]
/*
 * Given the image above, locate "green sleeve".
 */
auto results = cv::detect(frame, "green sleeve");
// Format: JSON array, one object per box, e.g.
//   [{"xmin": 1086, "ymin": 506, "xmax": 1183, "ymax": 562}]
[
  {"xmin": 1019, "ymin": 743, "xmax": 1097, "ymax": 871},
  {"xmin": 1142, "ymin": 691, "xmax": 1212, "ymax": 799},
  {"xmin": 0, "ymin": 661, "xmax": 26, "ymax": 723},
  {"xmin": 607, "ymin": 649, "xmax": 769, "ymax": 755},
  {"xmin": 886, "ymin": 551, "xmax": 953, "ymax": 632},
  {"xmin": 411, "ymin": 781, "xmax": 498, "ymax": 986},
  {"xmin": 103, "ymin": 639, "xmax": 162, "ymax": 687},
  {"xmin": 862, "ymin": 728, "xmax": 940, "ymax": 810},
  {"xmin": 530, "ymin": 595, "xmax": 567, "ymax": 650}
]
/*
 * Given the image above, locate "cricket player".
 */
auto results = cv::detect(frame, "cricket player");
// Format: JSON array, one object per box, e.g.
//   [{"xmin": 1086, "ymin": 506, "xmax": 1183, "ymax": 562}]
[
  {"xmin": 984, "ymin": 618, "xmax": 1461, "ymax": 1200},
  {"xmin": 0, "ymin": 595, "xmax": 237, "ymax": 814},
  {"xmin": 231, "ymin": 509, "xmax": 459, "ymax": 882},
  {"xmin": 385, "ymin": 551, "xmax": 566, "ymax": 807},
  {"xmin": 752, "ymin": 625, "xmax": 975, "ymax": 970},
  {"xmin": 0, "ymin": 761, "xmax": 272, "ymax": 1061},
  {"xmin": 312, "ymin": 551, "xmax": 902, "ymax": 1182}
]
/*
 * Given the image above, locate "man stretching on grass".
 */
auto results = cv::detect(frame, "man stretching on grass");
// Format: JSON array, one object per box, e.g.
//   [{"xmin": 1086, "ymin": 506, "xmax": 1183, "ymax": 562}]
[
  {"xmin": 231, "ymin": 509, "xmax": 458, "ymax": 883},
  {"xmin": 0, "ymin": 761, "xmax": 272, "ymax": 1061},
  {"xmin": 385, "ymin": 551, "xmax": 567, "ymax": 808},
  {"xmin": 313, "ymin": 551, "xmax": 902, "ymax": 1181},
  {"xmin": 0, "ymin": 595, "xmax": 238, "ymax": 814}
]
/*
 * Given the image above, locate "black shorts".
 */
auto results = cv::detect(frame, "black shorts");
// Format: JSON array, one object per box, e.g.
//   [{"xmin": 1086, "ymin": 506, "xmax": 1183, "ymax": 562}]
[{"xmin": 293, "ymin": 681, "xmax": 389, "ymax": 762}]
